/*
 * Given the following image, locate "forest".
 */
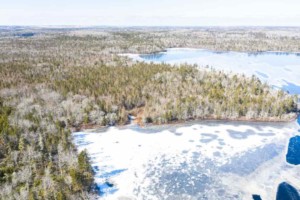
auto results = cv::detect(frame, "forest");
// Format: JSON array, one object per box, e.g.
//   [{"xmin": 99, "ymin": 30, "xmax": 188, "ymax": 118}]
[{"xmin": 0, "ymin": 27, "xmax": 299, "ymax": 199}]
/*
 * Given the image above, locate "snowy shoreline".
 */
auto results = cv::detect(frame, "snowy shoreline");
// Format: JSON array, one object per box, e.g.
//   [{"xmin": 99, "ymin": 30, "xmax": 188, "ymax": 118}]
[{"xmin": 75, "ymin": 114, "xmax": 299, "ymax": 133}]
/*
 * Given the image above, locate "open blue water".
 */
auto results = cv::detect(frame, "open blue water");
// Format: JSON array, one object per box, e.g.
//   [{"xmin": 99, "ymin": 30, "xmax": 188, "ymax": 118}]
[
  {"xmin": 276, "ymin": 182, "xmax": 300, "ymax": 200},
  {"xmin": 137, "ymin": 48, "xmax": 300, "ymax": 95},
  {"xmin": 286, "ymin": 136, "xmax": 300, "ymax": 165}
]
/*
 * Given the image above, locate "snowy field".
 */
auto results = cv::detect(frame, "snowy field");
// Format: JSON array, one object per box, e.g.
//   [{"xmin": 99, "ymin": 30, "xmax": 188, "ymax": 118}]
[
  {"xmin": 73, "ymin": 120, "xmax": 300, "ymax": 199},
  {"xmin": 123, "ymin": 48, "xmax": 300, "ymax": 94}
]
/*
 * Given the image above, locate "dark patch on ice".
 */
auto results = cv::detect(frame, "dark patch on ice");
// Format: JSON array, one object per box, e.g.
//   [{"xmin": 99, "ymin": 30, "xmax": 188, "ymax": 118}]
[
  {"xmin": 218, "ymin": 139, "xmax": 225, "ymax": 145},
  {"xmin": 258, "ymin": 132, "xmax": 275, "ymax": 136},
  {"xmin": 126, "ymin": 125, "xmax": 166, "ymax": 134},
  {"xmin": 286, "ymin": 136, "xmax": 300, "ymax": 165},
  {"xmin": 140, "ymin": 52, "xmax": 165, "ymax": 60},
  {"xmin": 105, "ymin": 181, "xmax": 114, "ymax": 187},
  {"xmin": 182, "ymin": 150, "xmax": 189, "ymax": 154},
  {"xmin": 73, "ymin": 132, "xmax": 88, "ymax": 138},
  {"xmin": 251, "ymin": 125, "xmax": 265, "ymax": 131},
  {"xmin": 283, "ymin": 164, "xmax": 294, "ymax": 170},
  {"xmin": 98, "ymin": 183, "xmax": 118, "ymax": 196},
  {"xmin": 284, "ymin": 68, "xmax": 292, "ymax": 72},
  {"xmin": 282, "ymin": 80, "xmax": 300, "ymax": 95},
  {"xmin": 192, "ymin": 152, "xmax": 201, "ymax": 159},
  {"xmin": 261, "ymin": 138, "xmax": 267, "ymax": 143},
  {"xmin": 220, "ymin": 143, "xmax": 284, "ymax": 175},
  {"xmin": 227, "ymin": 129, "xmax": 256, "ymax": 139},
  {"xmin": 72, "ymin": 133, "xmax": 93, "ymax": 146},
  {"xmin": 74, "ymin": 139, "xmax": 93, "ymax": 146},
  {"xmin": 174, "ymin": 131, "xmax": 183, "ymax": 136},
  {"xmin": 189, "ymin": 140, "xmax": 194, "ymax": 143},
  {"xmin": 217, "ymin": 189, "xmax": 226, "ymax": 196},
  {"xmin": 93, "ymin": 166, "xmax": 99, "ymax": 172},
  {"xmin": 98, "ymin": 169, "xmax": 127, "ymax": 179},
  {"xmin": 255, "ymin": 71, "xmax": 269, "ymax": 78},
  {"xmin": 200, "ymin": 133, "xmax": 218, "ymax": 143},
  {"xmin": 213, "ymin": 152, "xmax": 221, "ymax": 157},
  {"xmin": 276, "ymin": 182, "xmax": 300, "ymax": 200},
  {"xmin": 252, "ymin": 194, "xmax": 262, "ymax": 200}
]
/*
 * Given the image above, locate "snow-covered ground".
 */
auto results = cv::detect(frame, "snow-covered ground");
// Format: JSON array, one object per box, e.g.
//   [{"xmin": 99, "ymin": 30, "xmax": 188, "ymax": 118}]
[
  {"xmin": 123, "ymin": 48, "xmax": 300, "ymax": 94},
  {"xmin": 73, "ymin": 120, "xmax": 300, "ymax": 199}
]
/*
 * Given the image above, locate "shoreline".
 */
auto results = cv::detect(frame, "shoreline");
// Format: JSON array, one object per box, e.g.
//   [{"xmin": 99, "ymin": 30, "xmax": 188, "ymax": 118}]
[
  {"xmin": 73, "ymin": 113, "xmax": 299, "ymax": 132},
  {"xmin": 120, "ymin": 48, "xmax": 300, "ymax": 57},
  {"xmin": 144, "ymin": 114, "xmax": 299, "ymax": 126}
]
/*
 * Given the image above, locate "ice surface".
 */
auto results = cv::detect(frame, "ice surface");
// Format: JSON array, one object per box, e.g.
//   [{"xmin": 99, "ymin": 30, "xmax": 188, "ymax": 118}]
[{"xmin": 73, "ymin": 120, "xmax": 300, "ymax": 199}]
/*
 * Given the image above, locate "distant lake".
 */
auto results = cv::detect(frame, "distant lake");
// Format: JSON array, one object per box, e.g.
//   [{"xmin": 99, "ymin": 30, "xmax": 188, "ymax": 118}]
[{"xmin": 129, "ymin": 48, "xmax": 300, "ymax": 95}]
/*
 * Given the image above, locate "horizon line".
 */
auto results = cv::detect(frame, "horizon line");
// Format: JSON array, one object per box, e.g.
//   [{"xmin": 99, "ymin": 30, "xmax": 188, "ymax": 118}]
[{"xmin": 2, "ymin": 25, "xmax": 300, "ymax": 28}]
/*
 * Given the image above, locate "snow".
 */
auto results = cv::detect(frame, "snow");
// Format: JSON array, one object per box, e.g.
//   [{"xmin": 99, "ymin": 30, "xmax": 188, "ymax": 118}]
[{"xmin": 73, "ymin": 120, "xmax": 300, "ymax": 199}]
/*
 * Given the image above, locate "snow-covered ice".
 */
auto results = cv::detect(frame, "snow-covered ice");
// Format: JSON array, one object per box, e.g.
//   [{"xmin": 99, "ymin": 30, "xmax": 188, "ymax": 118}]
[{"xmin": 73, "ymin": 120, "xmax": 300, "ymax": 199}]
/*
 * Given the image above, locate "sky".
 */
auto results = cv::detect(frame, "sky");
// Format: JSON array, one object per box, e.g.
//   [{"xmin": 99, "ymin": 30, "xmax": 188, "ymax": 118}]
[{"xmin": 1, "ymin": 0, "xmax": 300, "ymax": 26}]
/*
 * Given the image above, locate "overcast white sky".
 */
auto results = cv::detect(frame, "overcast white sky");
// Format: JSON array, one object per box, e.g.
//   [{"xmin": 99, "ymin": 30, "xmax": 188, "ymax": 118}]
[{"xmin": 1, "ymin": 0, "xmax": 300, "ymax": 26}]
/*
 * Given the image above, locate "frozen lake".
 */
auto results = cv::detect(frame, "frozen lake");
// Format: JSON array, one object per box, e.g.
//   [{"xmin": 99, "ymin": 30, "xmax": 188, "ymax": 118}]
[
  {"xmin": 126, "ymin": 48, "xmax": 300, "ymax": 95},
  {"xmin": 73, "ymin": 49, "xmax": 300, "ymax": 199},
  {"xmin": 73, "ymin": 119, "xmax": 300, "ymax": 199}
]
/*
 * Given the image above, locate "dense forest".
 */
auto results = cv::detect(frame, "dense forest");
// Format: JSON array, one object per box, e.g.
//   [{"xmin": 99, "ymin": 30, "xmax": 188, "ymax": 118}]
[
  {"xmin": 0, "ymin": 97, "xmax": 96, "ymax": 199},
  {"xmin": 0, "ymin": 27, "xmax": 299, "ymax": 199}
]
